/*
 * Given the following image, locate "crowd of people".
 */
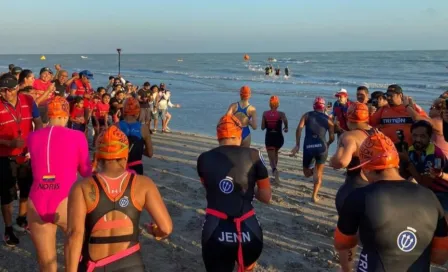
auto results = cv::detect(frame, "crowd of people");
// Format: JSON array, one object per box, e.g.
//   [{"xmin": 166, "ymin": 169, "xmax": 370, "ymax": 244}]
[{"xmin": 2, "ymin": 61, "xmax": 448, "ymax": 271}]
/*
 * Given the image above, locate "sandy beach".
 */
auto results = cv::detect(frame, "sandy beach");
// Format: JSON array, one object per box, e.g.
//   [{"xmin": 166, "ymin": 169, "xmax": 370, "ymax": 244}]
[{"xmin": 0, "ymin": 131, "xmax": 447, "ymax": 272}]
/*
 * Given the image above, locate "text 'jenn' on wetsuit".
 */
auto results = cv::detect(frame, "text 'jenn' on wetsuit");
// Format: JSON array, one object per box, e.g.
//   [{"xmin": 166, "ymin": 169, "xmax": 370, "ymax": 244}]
[
  {"xmin": 65, "ymin": 125, "xmax": 172, "ymax": 272},
  {"xmin": 197, "ymin": 114, "xmax": 271, "ymax": 272},
  {"xmin": 261, "ymin": 95, "xmax": 288, "ymax": 183},
  {"xmin": 291, "ymin": 97, "xmax": 334, "ymax": 203},
  {"xmin": 334, "ymin": 131, "xmax": 448, "ymax": 272},
  {"xmin": 330, "ymin": 102, "xmax": 372, "ymax": 214},
  {"xmin": 27, "ymin": 96, "xmax": 92, "ymax": 271},
  {"xmin": 118, "ymin": 97, "xmax": 153, "ymax": 175}
]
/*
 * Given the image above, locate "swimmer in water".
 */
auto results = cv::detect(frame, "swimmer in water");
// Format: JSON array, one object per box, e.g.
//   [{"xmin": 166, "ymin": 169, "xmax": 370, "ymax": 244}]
[
  {"xmin": 285, "ymin": 66, "xmax": 289, "ymax": 77},
  {"xmin": 226, "ymin": 86, "xmax": 257, "ymax": 147},
  {"xmin": 197, "ymin": 115, "xmax": 271, "ymax": 272},
  {"xmin": 118, "ymin": 97, "xmax": 153, "ymax": 175},
  {"xmin": 261, "ymin": 96, "xmax": 288, "ymax": 183},
  {"xmin": 65, "ymin": 125, "xmax": 172, "ymax": 272},
  {"xmin": 290, "ymin": 97, "xmax": 335, "ymax": 203},
  {"xmin": 27, "ymin": 96, "xmax": 92, "ymax": 271}
]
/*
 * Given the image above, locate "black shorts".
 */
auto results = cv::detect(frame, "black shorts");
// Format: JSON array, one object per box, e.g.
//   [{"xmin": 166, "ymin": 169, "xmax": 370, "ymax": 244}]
[
  {"xmin": 92, "ymin": 119, "xmax": 106, "ymax": 128},
  {"xmin": 0, "ymin": 157, "xmax": 33, "ymax": 205},
  {"xmin": 302, "ymin": 150, "xmax": 328, "ymax": 169},
  {"xmin": 202, "ymin": 215, "xmax": 263, "ymax": 272},
  {"xmin": 71, "ymin": 123, "xmax": 86, "ymax": 132},
  {"xmin": 265, "ymin": 132, "xmax": 284, "ymax": 150},
  {"xmin": 78, "ymin": 250, "xmax": 145, "ymax": 272},
  {"xmin": 335, "ymin": 174, "xmax": 369, "ymax": 214}
]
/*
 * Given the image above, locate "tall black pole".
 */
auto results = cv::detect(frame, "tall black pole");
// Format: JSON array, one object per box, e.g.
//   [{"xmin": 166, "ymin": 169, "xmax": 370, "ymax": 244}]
[{"xmin": 117, "ymin": 48, "xmax": 122, "ymax": 75}]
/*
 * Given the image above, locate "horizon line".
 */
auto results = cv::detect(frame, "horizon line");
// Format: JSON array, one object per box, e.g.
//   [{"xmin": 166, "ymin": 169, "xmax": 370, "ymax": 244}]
[{"xmin": 1, "ymin": 49, "xmax": 448, "ymax": 55}]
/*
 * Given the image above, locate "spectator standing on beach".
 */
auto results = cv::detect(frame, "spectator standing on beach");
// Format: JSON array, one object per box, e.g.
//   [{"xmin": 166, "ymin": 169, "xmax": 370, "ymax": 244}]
[
  {"xmin": 32, "ymin": 67, "xmax": 57, "ymax": 124},
  {"xmin": 332, "ymin": 89, "xmax": 352, "ymax": 138},
  {"xmin": 10, "ymin": 67, "xmax": 22, "ymax": 81},
  {"xmin": 109, "ymin": 91, "xmax": 125, "ymax": 123},
  {"xmin": 356, "ymin": 86, "xmax": 369, "ymax": 104},
  {"xmin": 0, "ymin": 75, "xmax": 42, "ymax": 245},
  {"xmin": 105, "ymin": 76, "xmax": 115, "ymax": 92},
  {"xmin": 157, "ymin": 83, "xmax": 180, "ymax": 133},
  {"xmin": 226, "ymin": 86, "xmax": 257, "ymax": 147},
  {"xmin": 334, "ymin": 131, "xmax": 448, "ymax": 271},
  {"xmin": 197, "ymin": 115, "xmax": 271, "ymax": 272},
  {"xmin": 18, "ymin": 69, "xmax": 35, "ymax": 91},
  {"xmin": 290, "ymin": 97, "xmax": 334, "ymax": 203},
  {"xmin": 261, "ymin": 95, "xmax": 288, "ymax": 183},
  {"xmin": 370, "ymin": 85, "xmax": 427, "ymax": 148},
  {"xmin": 149, "ymin": 85, "xmax": 160, "ymax": 133},
  {"xmin": 137, "ymin": 82, "xmax": 152, "ymax": 128},
  {"xmin": 53, "ymin": 70, "xmax": 76, "ymax": 97},
  {"xmin": 65, "ymin": 125, "xmax": 172, "ymax": 272},
  {"xmin": 70, "ymin": 70, "xmax": 95, "ymax": 132}
]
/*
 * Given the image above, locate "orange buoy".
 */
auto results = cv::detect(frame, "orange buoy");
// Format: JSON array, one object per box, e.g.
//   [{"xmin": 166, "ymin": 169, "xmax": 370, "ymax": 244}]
[{"xmin": 243, "ymin": 54, "xmax": 250, "ymax": 61}]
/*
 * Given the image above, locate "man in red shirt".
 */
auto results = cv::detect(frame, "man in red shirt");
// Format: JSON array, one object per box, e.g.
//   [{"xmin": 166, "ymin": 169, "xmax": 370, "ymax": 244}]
[{"xmin": 0, "ymin": 74, "xmax": 42, "ymax": 246}]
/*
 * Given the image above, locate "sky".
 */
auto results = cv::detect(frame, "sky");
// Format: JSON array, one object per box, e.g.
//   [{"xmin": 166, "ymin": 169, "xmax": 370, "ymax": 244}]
[{"xmin": 1, "ymin": 0, "xmax": 447, "ymax": 54}]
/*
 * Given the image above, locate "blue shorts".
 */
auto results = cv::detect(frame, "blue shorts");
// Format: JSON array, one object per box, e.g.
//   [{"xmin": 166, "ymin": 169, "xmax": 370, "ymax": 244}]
[
  {"xmin": 435, "ymin": 192, "xmax": 448, "ymax": 213},
  {"xmin": 302, "ymin": 142, "xmax": 328, "ymax": 169}
]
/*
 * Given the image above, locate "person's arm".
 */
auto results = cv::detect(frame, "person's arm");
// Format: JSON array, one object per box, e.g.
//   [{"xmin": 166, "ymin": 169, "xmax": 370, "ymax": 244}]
[
  {"xmin": 77, "ymin": 134, "xmax": 92, "ymax": 177},
  {"xmin": 249, "ymin": 106, "xmax": 257, "ymax": 130},
  {"xmin": 334, "ymin": 192, "xmax": 362, "ymax": 272},
  {"xmin": 290, "ymin": 113, "xmax": 307, "ymax": 156},
  {"xmin": 142, "ymin": 177, "xmax": 173, "ymax": 239},
  {"xmin": 66, "ymin": 77, "xmax": 77, "ymax": 88},
  {"xmin": 141, "ymin": 124, "xmax": 153, "ymax": 158},
  {"xmin": 65, "ymin": 182, "xmax": 87, "ymax": 272},
  {"xmin": 430, "ymin": 193, "xmax": 448, "ymax": 265},
  {"xmin": 281, "ymin": 111, "xmax": 288, "ymax": 133},
  {"xmin": 31, "ymin": 101, "xmax": 43, "ymax": 130},
  {"xmin": 254, "ymin": 150, "xmax": 271, "ymax": 203},
  {"xmin": 35, "ymin": 83, "xmax": 55, "ymax": 105},
  {"xmin": 225, "ymin": 103, "xmax": 236, "ymax": 115},
  {"xmin": 261, "ymin": 113, "xmax": 266, "ymax": 131},
  {"xmin": 329, "ymin": 133, "xmax": 357, "ymax": 169},
  {"xmin": 327, "ymin": 119, "xmax": 335, "ymax": 146}
]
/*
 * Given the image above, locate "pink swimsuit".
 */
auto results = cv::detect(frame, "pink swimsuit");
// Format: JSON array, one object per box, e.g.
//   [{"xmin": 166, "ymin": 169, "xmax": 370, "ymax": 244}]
[{"xmin": 28, "ymin": 126, "xmax": 92, "ymax": 223}]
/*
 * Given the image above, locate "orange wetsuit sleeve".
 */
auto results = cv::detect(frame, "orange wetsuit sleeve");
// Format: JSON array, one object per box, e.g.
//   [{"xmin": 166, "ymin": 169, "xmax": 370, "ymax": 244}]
[
  {"xmin": 334, "ymin": 227, "xmax": 358, "ymax": 250},
  {"xmin": 256, "ymin": 178, "xmax": 270, "ymax": 189},
  {"xmin": 432, "ymin": 236, "xmax": 448, "ymax": 251}
]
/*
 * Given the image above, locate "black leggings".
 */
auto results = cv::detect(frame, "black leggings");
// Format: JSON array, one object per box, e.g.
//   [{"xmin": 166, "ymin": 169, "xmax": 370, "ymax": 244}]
[
  {"xmin": 78, "ymin": 250, "xmax": 145, "ymax": 272},
  {"xmin": 335, "ymin": 174, "xmax": 369, "ymax": 214},
  {"xmin": 202, "ymin": 216, "xmax": 263, "ymax": 272}
]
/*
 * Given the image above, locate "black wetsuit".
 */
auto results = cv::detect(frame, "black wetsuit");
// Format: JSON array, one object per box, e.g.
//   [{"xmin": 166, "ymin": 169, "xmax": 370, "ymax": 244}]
[
  {"xmin": 338, "ymin": 180, "xmax": 448, "ymax": 271},
  {"xmin": 79, "ymin": 174, "xmax": 145, "ymax": 272},
  {"xmin": 285, "ymin": 68, "xmax": 289, "ymax": 77},
  {"xmin": 197, "ymin": 145, "xmax": 269, "ymax": 272},
  {"xmin": 263, "ymin": 110, "xmax": 284, "ymax": 150},
  {"xmin": 118, "ymin": 121, "xmax": 145, "ymax": 175},
  {"xmin": 303, "ymin": 111, "xmax": 329, "ymax": 168},
  {"xmin": 335, "ymin": 129, "xmax": 373, "ymax": 214}
]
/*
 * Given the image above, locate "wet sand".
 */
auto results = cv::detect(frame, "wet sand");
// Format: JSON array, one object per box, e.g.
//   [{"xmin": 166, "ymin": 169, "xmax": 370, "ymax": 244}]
[{"xmin": 0, "ymin": 131, "xmax": 447, "ymax": 271}]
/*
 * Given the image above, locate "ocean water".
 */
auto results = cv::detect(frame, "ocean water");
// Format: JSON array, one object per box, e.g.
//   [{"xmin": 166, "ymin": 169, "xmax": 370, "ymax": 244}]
[{"xmin": 1, "ymin": 51, "xmax": 448, "ymax": 154}]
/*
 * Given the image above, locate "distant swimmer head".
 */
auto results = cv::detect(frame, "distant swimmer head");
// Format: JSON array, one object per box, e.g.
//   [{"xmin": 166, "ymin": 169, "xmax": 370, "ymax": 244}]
[
  {"xmin": 95, "ymin": 125, "xmax": 129, "ymax": 167},
  {"xmin": 240, "ymin": 85, "xmax": 251, "ymax": 100},
  {"xmin": 347, "ymin": 102, "xmax": 369, "ymax": 124},
  {"xmin": 123, "ymin": 97, "xmax": 141, "ymax": 117},
  {"xmin": 353, "ymin": 130, "xmax": 399, "ymax": 180},
  {"xmin": 269, "ymin": 95, "xmax": 279, "ymax": 109},
  {"xmin": 313, "ymin": 97, "xmax": 326, "ymax": 111},
  {"xmin": 216, "ymin": 114, "xmax": 242, "ymax": 145},
  {"xmin": 47, "ymin": 96, "xmax": 70, "ymax": 126}
]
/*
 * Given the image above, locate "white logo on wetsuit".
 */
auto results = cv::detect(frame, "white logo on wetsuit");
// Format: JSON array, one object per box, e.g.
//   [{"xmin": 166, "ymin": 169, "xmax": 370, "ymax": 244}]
[
  {"xmin": 259, "ymin": 151, "xmax": 267, "ymax": 168},
  {"xmin": 397, "ymin": 227, "xmax": 417, "ymax": 252},
  {"xmin": 305, "ymin": 144, "xmax": 322, "ymax": 149},
  {"xmin": 219, "ymin": 176, "xmax": 234, "ymax": 194},
  {"xmin": 119, "ymin": 196, "xmax": 130, "ymax": 208}
]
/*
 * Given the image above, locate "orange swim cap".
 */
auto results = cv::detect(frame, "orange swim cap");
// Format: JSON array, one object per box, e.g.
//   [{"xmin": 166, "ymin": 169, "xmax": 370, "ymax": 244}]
[
  {"xmin": 123, "ymin": 97, "xmax": 140, "ymax": 116},
  {"xmin": 216, "ymin": 114, "xmax": 242, "ymax": 140},
  {"xmin": 47, "ymin": 96, "xmax": 69, "ymax": 118},
  {"xmin": 356, "ymin": 130, "xmax": 399, "ymax": 171},
  {"xmin": 95, "ymin": 125, "xmax": 129, "ymax": 160},
  {"xmin": 347, "ymin": 102, "xmax": 369, "ymax": 123},
  {"xmin": 269, "ymin": 95, "xmax": 279, "ymax": 108},
  {"xmin": 240, "ymin": 86, "xmax": 251, "ymax": 99}
]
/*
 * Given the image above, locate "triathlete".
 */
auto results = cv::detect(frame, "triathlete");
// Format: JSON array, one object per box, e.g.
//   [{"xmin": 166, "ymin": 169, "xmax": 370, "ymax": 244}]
[
  {"xmin": 261, "ymin": 95, "xmax": 288, "ymax": 183},
  {"xmin": 334, "ymin": 131, "xmax": 448, "ymax": 271},
  {"xmin": 291, "ymin": 97, "xmax": 334, "ymax": 203},
  {"xmin": 65, "ymin": 125, "xmax": 172, "ymax": 272},
  {"xmin": 285, "ymin": 66, "xmax": 289, "ymax": 77},
  {"xmin": 329, "ymin": 102, "xmax": 373, "ymax": 212},
  {"xmin": 226, "ymin": 86, "xmax": 257, "ymax": 147},
  {"xmin": 118, "ymin": 97, "xmax": 153, "ymax": 175},
  {"xmin": 197, "ymin": 114, "xmax": 271, "ymax": 272},
  {"xmin": 27, "ymin": 96, "xmax": 91, "ymax": 271}
]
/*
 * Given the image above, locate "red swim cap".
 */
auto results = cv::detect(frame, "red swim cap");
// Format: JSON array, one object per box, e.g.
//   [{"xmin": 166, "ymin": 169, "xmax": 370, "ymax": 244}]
[
  {"xmin": 217, "ymin": 115, "xmax": 242, "ymax": 140},
  {"xmin": 269, "ymin": 95, "xmax": 279, "ymax": 108},
  {"xmin": 347, "ymin": 102, "xmax": 369, "ymax": 123},
  {"xmin": 356, "ymin": 130, "xmax": 399, "ymax": 171},
  {"xmin": 123, "ymin": 97, "xmax": 140, "ymax": 116},
  {"xmin": 313, "ymin": 97, "xmax": 325, "ymax": 111}
]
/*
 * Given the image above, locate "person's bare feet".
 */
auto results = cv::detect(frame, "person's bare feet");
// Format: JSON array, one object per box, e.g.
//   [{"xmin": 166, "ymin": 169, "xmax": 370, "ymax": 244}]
[{"xmin": 312, "ymin": 196, "xmax": 320, "ymax": 203}]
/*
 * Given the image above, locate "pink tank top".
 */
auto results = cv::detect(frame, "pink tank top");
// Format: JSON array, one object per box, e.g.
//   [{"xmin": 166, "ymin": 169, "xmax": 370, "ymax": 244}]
[{"xmin": 27, "ymin": 126, "xmax": 92, "ymax": 196}]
